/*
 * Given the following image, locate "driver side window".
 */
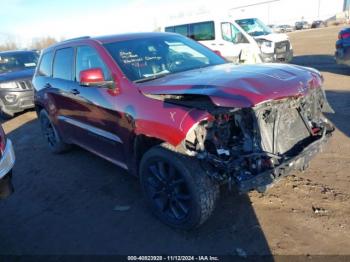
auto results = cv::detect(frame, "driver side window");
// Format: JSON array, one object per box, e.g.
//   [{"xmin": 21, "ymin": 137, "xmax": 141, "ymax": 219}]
[
  {"xmin": 75, "ymin": 46, "xmax": 111, "ymax": 82},
  {"xmin": 222, "ymin": 23, "xmax": 234, "ymax": 42},
  {"xmin": 221, "ymin": 23, "xmax": 247, "ymax": 44}
]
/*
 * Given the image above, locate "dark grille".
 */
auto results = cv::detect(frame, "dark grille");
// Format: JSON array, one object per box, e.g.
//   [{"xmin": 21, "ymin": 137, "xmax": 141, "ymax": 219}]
[
  {"xmin": 275, "ymin": 41, "xmax": 290, "ymax": 54},
  {"xmin": 18, "ymin": 80, "xmax": 33, "ymax": 90},
  {"xmin": 256, "ymin": 104, "xmax": 310, "ymax": 155}
]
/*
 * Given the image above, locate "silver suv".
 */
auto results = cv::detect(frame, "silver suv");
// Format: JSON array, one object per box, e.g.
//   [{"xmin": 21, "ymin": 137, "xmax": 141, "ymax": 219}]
[{"xmin": 0, "ymin": 50, "xmax": 38, "ymax": 118}]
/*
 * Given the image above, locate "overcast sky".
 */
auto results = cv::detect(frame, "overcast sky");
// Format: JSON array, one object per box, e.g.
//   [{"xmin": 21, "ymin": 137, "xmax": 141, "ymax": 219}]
[{"xmin": 0, "ymin": 0, "xmax": 344, "ymax": 47}]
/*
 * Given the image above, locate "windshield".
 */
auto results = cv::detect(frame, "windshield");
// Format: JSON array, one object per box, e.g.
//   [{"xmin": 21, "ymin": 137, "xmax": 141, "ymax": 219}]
[
  {"xmin": 236, "ymin": 18, "xmax": 272, "ymax": 37},
  {"xmin": 103, "ymin": 35, "xmax": 226, "ymax": 82},
  {"xmin": 0, "ymin": 51, "xmax": 39, "ymax": 74}
]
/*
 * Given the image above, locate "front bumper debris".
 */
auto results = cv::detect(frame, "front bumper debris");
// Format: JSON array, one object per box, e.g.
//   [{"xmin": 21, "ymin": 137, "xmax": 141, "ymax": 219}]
[
  {"xmin": 237, "ymin": 131, "xmax": 330, "ymax": 193},
  {"xmin": 261, "ymin": 49, "xmax": 293, "ymax": 63}
]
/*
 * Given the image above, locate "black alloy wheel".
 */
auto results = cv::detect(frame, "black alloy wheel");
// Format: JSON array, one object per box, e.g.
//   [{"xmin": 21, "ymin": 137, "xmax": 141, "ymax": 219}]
[
  {"xmin": 140, "ymin": 144, "xmax": 219, "ymax": 230},
  {"xmin": 39, "ymin": 110, "xmax": 70, "ymax": 153},
  {"xmin": 146, "ymin": 159, "xmax": 191, "ymax": 221}
]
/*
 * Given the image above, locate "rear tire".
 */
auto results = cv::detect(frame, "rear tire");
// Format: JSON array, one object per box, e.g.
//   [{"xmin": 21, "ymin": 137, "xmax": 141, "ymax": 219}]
[
  {"xmin": 139, "ymin": 144, "xmax": 219, "ymax": 230},
  {"xmin": 39, "ymin": 110, "xmax": 70, "ymax": 154}
]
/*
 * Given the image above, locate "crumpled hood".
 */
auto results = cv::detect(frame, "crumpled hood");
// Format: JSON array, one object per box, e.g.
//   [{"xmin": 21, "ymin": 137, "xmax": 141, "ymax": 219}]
[
  {"xmin": 138, "ymin": 63, "xmax": 322, "ymax": 108},
  {"xmin": 255, "ymin": 33, "xmax": 290, "ymax": 43},
  {"xmin": 0, "ymin": 68, "xmax": 35, "ymax": 83}
]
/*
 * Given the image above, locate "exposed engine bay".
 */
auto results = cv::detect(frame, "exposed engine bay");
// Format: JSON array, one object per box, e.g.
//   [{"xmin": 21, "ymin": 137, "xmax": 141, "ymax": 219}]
[{"xmin": 181, "ymin": 87, "xmax": 335, "ymax": 192}]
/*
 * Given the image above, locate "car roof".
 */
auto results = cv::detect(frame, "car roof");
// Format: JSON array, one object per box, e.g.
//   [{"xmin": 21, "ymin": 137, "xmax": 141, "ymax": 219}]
[
  {"xmin": 93, "ymin": 32, "xmax": 175, "ymax": 43},
  {"xmin": 340, "ymin": 27, "xmax": 350, "ymax": 33},
  {"xmin": 236, "ymin": 18, "xmax": 256, "ymax": 21},
  {"xmin": 43, "ymin": 32, "xmax": 177, "ymax": 53},
  {"xmin": 163, "ymin": 15, "xmax": 241, "ymax": 27}
]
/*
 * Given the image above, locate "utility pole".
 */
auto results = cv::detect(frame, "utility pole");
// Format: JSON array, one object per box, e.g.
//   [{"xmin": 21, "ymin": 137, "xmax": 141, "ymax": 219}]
[{"xmin": 317, "ymin": 0, "xmax": 321, "ymax": 19}]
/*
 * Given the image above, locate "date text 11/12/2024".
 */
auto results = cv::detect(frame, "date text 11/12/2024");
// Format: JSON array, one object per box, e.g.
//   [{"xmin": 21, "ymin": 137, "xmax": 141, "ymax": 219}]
[{"xmin": 127, "ymin": 256, "xmax": 220, "ymax": 261}]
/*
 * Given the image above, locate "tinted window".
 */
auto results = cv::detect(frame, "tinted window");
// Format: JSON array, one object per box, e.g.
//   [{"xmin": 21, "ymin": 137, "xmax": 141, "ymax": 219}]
[
  {"xmin": 191, "ymin": 21, "xmax": 215, "ymax": 41},
  {"xmin": 53, "ymin": 48, "xmax": 74, "ymax": 80},
  {"xmin": 174, "ymin": 25, "xmax": 189, "ymax": 36},
  {"xmin": 165, "ymin": 27, "xmax": 174, "ymax": 32},
  {"xmin": 75, "ymin": 46, "xmax": 110, "ymax": 81},
  {"xmin": 103, "ymin": 35, "xmax": 226, "ymax": 82},
  {"xmin": 37, "ymin": 51, "xmax": 53, "ymax": 76},
  {"xmin": 236, "ymin": 18, "xmax": 272, "ymax": 37},
  {"xmin": 0, "ymin": 51, "xmax": 38, "ymax": 74},
  {"xmin": 221, "ymin": 22, "xmax": 248, "ymax": 44}
]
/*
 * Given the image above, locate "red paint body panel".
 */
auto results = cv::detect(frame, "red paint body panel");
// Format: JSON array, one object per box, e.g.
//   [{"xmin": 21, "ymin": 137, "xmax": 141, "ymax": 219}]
[
  {"xmin": 138, "ymin": 63, "xmax": 322, "ymax": 108},
  {"xmin": 33, "ymin": 33, "xmax": 323, "ymax": 172}
]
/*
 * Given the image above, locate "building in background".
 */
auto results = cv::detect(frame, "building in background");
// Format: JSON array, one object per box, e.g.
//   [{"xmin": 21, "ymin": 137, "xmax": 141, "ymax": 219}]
[
  {"xmin": 344, "ymin": 0, "xmax": 350, "ymax": 11},
  {"xmin": 165, "ymin": 0, "xmax": 346, "ymax": 26},
  {"xmin": 226, "ymin": 0, "xmax": 344, "ymax": 25}
]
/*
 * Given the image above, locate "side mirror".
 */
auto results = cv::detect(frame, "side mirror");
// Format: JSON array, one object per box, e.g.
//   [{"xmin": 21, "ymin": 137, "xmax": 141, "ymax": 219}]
[
  {"xmin": 79, "ymin": 68, "xmax": 109, "ymax": 87},
  {"xmin": 213, "ymin": 50, "xmax": 223, "ymax": 57}
]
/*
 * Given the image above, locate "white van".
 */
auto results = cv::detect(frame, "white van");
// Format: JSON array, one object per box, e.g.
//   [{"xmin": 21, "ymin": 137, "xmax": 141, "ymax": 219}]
[
  {"xmin": 163, "ymin": 17, "xmax": 263, "ymax": 64},
  {"xmin": 236, "ymin": 18, "xmax": 293, "ymax": 63}
]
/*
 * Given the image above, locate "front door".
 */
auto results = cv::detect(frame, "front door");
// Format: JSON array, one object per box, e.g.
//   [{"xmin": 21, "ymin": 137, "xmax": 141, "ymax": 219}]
[{"xmin": 58, "ymin": 45, "xmax": 126, "ymax": 167}]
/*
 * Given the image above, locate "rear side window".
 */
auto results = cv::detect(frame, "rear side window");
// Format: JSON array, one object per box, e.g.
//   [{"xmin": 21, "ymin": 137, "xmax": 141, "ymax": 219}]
[
  {"xmin": 174, "ymin": 25, "xmax": 189, "ymax": 36},
  {"xmin": 37, "ymin": 51, "xmax": 53, "ymax": 76},
  {"xmin": 75, "ymin": 46, "xmax": 111, "ymax": 81},
  {"xmin": 53, "ymin": 48, "xmax": 74, "ymax": 80},
  {"xmin": 191, "ymin": 21, "xmax": 215, "ymax": 41},
  {"xmin": 165, "ymin": 27, "xmax": 174, "ymax": 32}
]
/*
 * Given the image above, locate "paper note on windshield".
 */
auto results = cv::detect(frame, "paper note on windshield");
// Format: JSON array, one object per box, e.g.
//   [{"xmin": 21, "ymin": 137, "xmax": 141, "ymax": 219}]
[{"xmin": 24, "ymin": 63, "xmax": 36, "ymax": 67}]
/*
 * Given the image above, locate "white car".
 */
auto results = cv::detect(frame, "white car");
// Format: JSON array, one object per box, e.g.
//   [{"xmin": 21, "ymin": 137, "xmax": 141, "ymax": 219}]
[
  {"xmin": 163, "ymin": 16, "xmax": 263, "ymax": 64},
  {"xmin": 0, "ymin": 125, "xmax": 15, "ymax": 199},
  {"xmin": 236, "ymin": 18, "xmax": 293, "ymax": 63},
  {"xmin": 276, "ymin": 25, "xmax": 294, "ymax": 33}
]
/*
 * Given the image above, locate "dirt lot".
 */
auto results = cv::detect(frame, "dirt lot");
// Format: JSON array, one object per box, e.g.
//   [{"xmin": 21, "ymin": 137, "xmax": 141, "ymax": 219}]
[{"xmin": 0, "ymin": 26, "xmax": 349, "ymax": 257}]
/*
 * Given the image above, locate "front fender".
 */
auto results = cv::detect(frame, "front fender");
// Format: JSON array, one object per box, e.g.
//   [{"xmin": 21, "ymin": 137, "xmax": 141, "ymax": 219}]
[{"xmin": 134, "ymin": 107, "xmax": 212, "ymax": 146}]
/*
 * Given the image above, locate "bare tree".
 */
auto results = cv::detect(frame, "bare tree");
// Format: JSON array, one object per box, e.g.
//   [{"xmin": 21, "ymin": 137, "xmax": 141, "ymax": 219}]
[
  {"xmin": 0, "ymin": 41, "xmax": 19, "ymax": 51},
  {"xmin": 30, "ymin": 36, "xmax": 58, "ymax": 50}
]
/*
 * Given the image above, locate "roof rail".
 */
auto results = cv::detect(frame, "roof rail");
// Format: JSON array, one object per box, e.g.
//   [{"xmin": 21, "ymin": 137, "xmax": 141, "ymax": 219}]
[{"xmin": 61, "ymin": 36, "xmax": 91, "ymax": 43}]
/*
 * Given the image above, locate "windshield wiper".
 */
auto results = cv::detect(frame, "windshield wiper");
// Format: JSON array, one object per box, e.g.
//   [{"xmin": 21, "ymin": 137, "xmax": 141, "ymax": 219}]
[{"xmin": 133, "ymin": 71, "xmax": 170, "ymax": 83}]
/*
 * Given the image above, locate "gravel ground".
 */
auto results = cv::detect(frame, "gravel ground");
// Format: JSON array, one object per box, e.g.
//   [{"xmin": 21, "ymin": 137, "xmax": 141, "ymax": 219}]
[{"xmin": 0, "ymin": 25, "xmax": 349, "ymax": 257}]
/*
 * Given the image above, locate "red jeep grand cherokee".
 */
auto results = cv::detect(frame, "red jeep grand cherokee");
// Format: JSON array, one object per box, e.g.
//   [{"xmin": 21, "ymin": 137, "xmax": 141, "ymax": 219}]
[{"xmin": 33, "ymin": 32, "xmax": 334, "ymax": 229}]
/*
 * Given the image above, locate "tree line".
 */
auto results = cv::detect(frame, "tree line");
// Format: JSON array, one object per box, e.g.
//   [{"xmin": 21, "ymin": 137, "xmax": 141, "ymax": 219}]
[{"xmin": 0, "ymin": 36, "xmax": 61, "ymax": 52}]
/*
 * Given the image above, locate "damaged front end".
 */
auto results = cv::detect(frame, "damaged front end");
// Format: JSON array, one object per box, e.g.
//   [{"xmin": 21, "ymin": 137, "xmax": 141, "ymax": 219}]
[{"xmin": 183, "ymin": 88, "xmax": 334, "ymax": 193}]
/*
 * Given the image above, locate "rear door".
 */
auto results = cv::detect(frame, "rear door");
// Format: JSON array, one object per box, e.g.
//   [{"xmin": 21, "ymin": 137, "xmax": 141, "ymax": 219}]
[{"xmin": 48, "ymin": 47, "xmax": 78, "ymax": 141}]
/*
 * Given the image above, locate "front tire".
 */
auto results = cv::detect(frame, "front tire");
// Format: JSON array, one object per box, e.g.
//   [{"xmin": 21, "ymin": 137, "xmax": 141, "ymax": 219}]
[
  {"xmin": 139, "ymin": 144, "xmax": 219, "ymax": 230},
  {"xmin": 39, "ymin": 110, "xmax": 70, "ymax": 154}
]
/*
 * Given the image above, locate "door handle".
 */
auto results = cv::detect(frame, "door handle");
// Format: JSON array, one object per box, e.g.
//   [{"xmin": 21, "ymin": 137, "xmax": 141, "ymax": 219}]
[
  {"xmin": 44, "ymin": 83, "xmax": 52, "ymax": 88},
  {"xmin": 70, "ymin": 89, "xmax": 80, "ymax": 95}
]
